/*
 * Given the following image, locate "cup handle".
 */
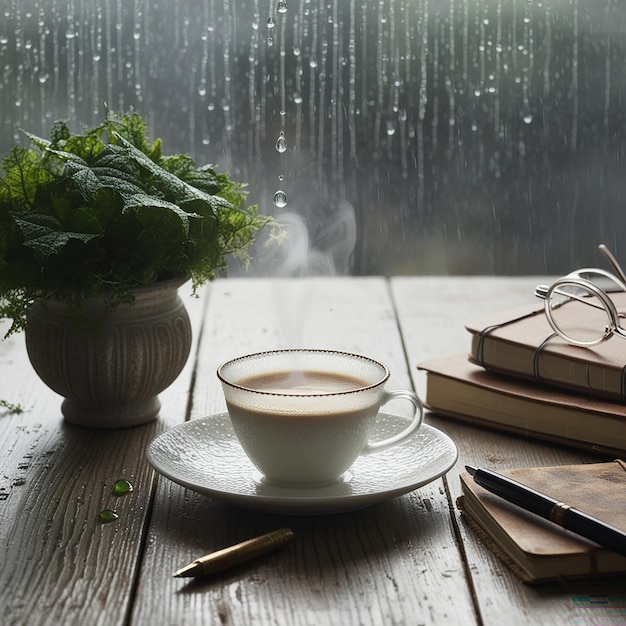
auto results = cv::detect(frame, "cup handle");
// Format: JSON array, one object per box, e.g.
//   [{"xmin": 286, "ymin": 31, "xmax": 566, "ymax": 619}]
[{"xmin": 363, "ymin": 389, "xmax": 424, "ymax": 454}]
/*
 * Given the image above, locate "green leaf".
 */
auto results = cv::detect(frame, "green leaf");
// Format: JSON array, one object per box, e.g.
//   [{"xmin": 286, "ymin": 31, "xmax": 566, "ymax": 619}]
[
  {"xmin": 111, "ymin": 132, "xmax": 222, "ymax": 215},
  {"xmin": 121, "ymin": 193, "xmax": 195, "ymax": 235},
  {"xmin": 13, "ymin": 215, "xmax": 99, "ymax": 265},
  {"xmin": 91, "ymin": 144, "xmax": 142, "ymax": 178},
  {"xmin": 61, "ymin": 133, "xmax": 105, "ymax": 161},
  {"xmin": 0, "ymin": 148, "xmax": 53, "ymax": 208},
  {"xmin": 69, "ymin": 168, "xmax": 101, "ymax": 203},
  {"xmin": 49, "ymin": 120, "xmax": 71, "ymax": 145},
  {"xmin": 19, "ymin": 129, "xmax": 51, "ymax": 151}
]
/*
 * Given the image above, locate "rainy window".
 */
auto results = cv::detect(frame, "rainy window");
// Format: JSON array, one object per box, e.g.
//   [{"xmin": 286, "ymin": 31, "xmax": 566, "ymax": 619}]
[{"xmin": 1, "ymin": 0, "xmax": 625, "ymax": 275}]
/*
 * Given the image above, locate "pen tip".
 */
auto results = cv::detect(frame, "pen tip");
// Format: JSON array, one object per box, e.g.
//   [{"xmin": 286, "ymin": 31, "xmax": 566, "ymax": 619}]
[
  {"xmin": 173, "ymin": 564, "xmax": 196, "ymax": 578},
  {"xmin": 465, "ymin": 465, "xmax": 477, "ymax": 476}
]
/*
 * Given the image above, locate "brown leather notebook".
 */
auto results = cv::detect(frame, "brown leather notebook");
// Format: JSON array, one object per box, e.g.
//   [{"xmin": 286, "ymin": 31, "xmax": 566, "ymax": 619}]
[
  {"xmin": 457, "ymin": 460, "xmax": 626, "ymax": 584},
  {"xmin": 465, "ymin": 293, "xmax": 626, "ymax": 403},
  {"xmin": 418, "ymin": 353, "xmax": 626, "ymax": 455}
]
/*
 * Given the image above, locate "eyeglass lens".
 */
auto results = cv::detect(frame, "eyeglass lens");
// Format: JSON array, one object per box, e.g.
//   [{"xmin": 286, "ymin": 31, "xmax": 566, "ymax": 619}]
[{"xmin": 547, "ymin": 282, "xmax": 612, "ymax": 344}]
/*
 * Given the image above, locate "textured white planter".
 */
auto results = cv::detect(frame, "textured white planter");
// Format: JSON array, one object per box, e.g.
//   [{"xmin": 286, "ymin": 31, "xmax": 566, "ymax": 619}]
[{"xmin": 25, "ymin": 277, "xmax": 192, "ymax": 428}]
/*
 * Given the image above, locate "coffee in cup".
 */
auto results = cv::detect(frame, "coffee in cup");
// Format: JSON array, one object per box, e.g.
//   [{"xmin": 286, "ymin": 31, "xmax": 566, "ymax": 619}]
[{"xmin": 217, "ymin": 349, "xmax": 424, "ymax": 487}]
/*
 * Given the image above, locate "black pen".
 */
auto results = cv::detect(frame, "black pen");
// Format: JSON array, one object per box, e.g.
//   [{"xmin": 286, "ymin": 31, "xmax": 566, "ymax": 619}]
[{"xmin": 465, "ymin": 465, "xmax": 626, "ymax": 557}]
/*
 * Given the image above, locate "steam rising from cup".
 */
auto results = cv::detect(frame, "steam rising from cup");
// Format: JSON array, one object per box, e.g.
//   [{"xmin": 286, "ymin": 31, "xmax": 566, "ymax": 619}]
[
  {"xmin": 233, "ymin": 200, "xmax": 357, "ymax": 347},
  {"xmin": 251, "ymin": 200, "xmax": 356, "ymax": 278}
]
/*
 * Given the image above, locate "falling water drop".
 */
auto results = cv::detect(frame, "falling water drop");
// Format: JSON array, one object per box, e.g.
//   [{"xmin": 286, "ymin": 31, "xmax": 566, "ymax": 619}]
[
  {"xmin": 523, "ymin": 114, "xmax": 533, "ymax": 124},
  {"xmin": 278, "ymin": 174, "xmax": 284, "ymax": 181},
  {"xmin": 278, "ymin": 1, "xmax": 288, "ymax": 13},
  {"xmin": 276, "ymin": 131, "xmax": 287, "ymax": 152},
  {"xmin": 267, "ymin": 17, "xmax": 276, "ymax": 29},
  {"xmin": 273, "ymin": 190, "xmax": 288, "ymax": 208}
]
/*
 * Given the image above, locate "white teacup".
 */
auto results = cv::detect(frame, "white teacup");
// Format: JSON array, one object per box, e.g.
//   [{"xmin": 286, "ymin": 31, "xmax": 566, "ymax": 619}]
[{"xmin": 217, "ymin": 349, "xmax": 424, "ymax": 487}]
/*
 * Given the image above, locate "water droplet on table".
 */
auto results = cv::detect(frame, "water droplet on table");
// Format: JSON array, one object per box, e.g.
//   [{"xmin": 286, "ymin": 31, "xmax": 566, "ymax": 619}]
[
  {"xmin": 112, "ymin": 479, "xmax": 133, "ymax": 496},
  {"xmin": 98, "ymin": 509, "xmax": 119, "ymax": 524}
]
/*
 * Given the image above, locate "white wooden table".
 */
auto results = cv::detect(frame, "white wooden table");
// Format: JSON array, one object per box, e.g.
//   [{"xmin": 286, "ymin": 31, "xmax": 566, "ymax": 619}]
[{"xmin": 1, "ymin": 277, "xmax": 624, "ymax": 626}]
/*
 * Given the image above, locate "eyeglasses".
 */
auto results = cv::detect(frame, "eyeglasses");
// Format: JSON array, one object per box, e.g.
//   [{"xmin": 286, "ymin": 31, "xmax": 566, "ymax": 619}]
[{"xmin": 534, "ymin": 244, "xmax": 626, "ymax": 347}]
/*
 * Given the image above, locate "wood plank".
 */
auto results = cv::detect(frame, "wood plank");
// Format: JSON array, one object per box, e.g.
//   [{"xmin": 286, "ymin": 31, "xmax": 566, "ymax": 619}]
[
  {"xmin": 392, "ymin": 276, "xmax": 626, "ymax": 626},
  {"xmin": 131, "ymin": 277, "xmax": 479, "ymax": 626},
  {"xmin": 0, "ymin": 287, "xmax": 208, "ymax": 626}
]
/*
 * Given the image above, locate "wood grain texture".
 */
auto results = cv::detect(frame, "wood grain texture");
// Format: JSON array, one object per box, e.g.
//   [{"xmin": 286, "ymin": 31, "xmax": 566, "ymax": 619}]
[
  {"xmin": 0, "ymin": 287, "xmax": 208, "ymax": 626},
  {"xmin": 392, "ymin": 276, "xmax": 626, "ymax": 626},
  {"xmin": 3, "ymin": 277, "xmax": 626, "ymax": 626},
  {"xmin": 131, "ymin": 278, "xmax": 478, "ymax": 626}
]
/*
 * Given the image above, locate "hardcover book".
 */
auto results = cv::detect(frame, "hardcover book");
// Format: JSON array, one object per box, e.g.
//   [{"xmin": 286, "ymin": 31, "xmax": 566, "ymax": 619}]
[
  {"xmin": 465, "ymin": 292, "xmax": 626, "ymax": 403},
  {"xmin": 417, "ymin": 354, "xmax": 626, "ymax": 455},
  {"xmin": 457, "ymin": 460, "xmax": 626, "ymax": 584}
]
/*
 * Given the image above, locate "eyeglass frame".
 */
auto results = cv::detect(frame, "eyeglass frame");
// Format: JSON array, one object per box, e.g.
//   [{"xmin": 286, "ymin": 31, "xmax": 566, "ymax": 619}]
[{"xmin": 534, "ymin": 244, "xmax": 626, "ymax": 347}]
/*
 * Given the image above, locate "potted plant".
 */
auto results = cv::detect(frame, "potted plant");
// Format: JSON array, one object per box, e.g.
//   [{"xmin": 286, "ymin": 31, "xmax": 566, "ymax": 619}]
[{"xmin": 0, "ymin": 111, "xmax": 275, "ymax": 428}]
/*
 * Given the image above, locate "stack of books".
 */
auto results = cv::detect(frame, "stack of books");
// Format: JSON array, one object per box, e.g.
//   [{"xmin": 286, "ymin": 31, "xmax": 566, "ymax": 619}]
[
  {"xmin": 418, "ymin": 292, "xmax": 626, "ymax": 455},
  {"xmin": 418, "ymin": 293, "xmax": 626, "ymax": 583}
]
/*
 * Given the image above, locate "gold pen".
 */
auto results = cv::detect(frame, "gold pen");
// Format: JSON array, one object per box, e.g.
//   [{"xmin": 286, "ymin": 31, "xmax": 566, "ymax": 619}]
[{"xmin": 174, "ymin": 528, "xmax": 294, "ymax": 578}]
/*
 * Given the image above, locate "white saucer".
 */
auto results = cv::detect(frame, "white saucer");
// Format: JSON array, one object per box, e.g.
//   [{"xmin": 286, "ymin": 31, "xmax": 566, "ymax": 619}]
[{"xmin": 147, "ymin": 413, "xmax": 458, "ymax": 515}]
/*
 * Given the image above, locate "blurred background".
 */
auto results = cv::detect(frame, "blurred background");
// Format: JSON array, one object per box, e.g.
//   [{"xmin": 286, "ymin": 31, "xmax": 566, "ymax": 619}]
[{"xmin": 1, "ymin": 0, "xmax": 625, "ymax": 276}]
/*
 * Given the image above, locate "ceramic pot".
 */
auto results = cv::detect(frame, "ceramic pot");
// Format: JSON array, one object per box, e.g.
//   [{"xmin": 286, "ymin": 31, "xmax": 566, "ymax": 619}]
[{"xmin": 25, "ymin": 277, "xmax": 192, "ymax": 428}]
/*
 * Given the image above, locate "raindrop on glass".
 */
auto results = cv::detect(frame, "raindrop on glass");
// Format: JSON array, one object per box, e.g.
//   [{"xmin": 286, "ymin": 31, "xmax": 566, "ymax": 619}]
[
  {"xmin": 276, "ymin": 131, "xmax": 287, "ymax": 153},
  {"xmin": 273, "ymin": 190, "xmax": 288, "ymax": 208}
]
